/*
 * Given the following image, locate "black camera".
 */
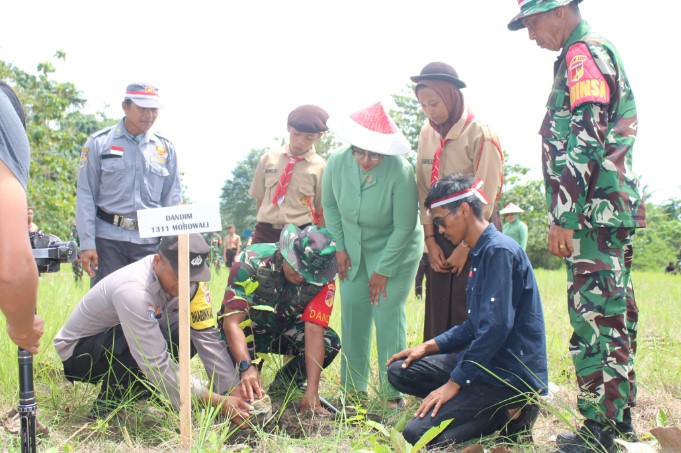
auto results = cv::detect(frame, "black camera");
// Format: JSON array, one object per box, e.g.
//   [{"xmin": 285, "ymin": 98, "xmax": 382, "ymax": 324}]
[{"xmin": 29, "ymin": 231, "xmax": 78, "ymax": 274}]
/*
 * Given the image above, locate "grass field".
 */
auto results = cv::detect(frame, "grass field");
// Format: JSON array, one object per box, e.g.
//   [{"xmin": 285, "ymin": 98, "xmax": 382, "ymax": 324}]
[{"xmin": 1, "ymin": 266, "xmax": 680, "ymax": 452}]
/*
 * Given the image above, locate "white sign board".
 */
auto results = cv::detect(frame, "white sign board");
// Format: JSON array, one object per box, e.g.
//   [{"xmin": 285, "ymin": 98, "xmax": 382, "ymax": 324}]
[{"xmin": 137, "ymin": 204, "xmax": 222, "ymax": 238}]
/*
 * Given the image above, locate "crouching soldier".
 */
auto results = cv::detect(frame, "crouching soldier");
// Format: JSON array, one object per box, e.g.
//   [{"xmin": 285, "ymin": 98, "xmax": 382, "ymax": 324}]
[{"xmin": 218, "ymin": 224, "xmax": 340, "ymax": 415}]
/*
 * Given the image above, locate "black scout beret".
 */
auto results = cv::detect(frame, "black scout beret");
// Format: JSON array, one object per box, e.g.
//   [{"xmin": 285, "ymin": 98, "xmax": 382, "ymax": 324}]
[{"xmin": 287, "ymin": 104, "xmax": 329, "ymax": 133}]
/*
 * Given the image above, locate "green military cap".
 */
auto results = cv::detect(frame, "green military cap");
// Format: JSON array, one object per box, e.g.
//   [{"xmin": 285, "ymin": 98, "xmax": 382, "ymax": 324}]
[
  {"xmin": 508, "ymin": 0, "xmax": 583, "ymax": 31},
  {"xmin": 279, "ymin": 224, "xmax": 337, "ymax": 286}
]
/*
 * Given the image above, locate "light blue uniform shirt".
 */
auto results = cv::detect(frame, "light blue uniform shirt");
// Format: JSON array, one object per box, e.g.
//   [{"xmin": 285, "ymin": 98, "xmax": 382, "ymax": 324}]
[{"xmin": 76, "ymin": 118, "xmax": 182, "ymax": 250}]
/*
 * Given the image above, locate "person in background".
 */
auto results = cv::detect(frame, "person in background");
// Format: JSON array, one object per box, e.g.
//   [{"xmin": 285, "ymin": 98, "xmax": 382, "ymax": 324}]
[
  {"xmin": 414, "ymin": 245, "xmax": 428, "ymax": 299},
  {"xmin": 249, "ymin": 105, "xmax": 328, "ymax": 244},
  {"xmin": 218, "ymin": 225, "xmax": 340, "ymax": 415},
  {"xmin": 323, "ymin": 102, "xmax": 422, "ymax": 407},
  {"xmin": 70, "ymin": 220, "xmax": 84, "ymax": 282},
  {"xmin": 500, "ymin": 202, "xmax": 528, "ymax": 250},
  {"xmin": 53, "ymin": 234, "xmax": 248, "ymax": 421},
  {"xmin": 387, "ymin": 174, "xmax": 547, "ymax": 448},
  {"xmin": 0, "ymin": 81, "xmax": 43, "ymax": 355},
  {"xmin": 411, "ymin": 62, "xmax": 504, "ymax": 341},
  {"xmin": 222, "ymin": 224, "xmax": 242, "ymax": 270},
  {"xmin": 76, "ymin": 83, "xmax": 182, "ymax": 287},
  {"xmin": 664, "ymin": 262, "xmax": 676, "ymax": 274},
  {"xmin": 509, "ymin": 1, "xmax": 646, "ymax": 450},
  {"xmin": 27, "ymin": 206, "xmax": 39, "ymax": 232}
]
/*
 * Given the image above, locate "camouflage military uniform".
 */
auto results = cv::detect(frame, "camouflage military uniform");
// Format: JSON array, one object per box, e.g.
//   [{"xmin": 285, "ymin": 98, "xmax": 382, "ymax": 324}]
[
  {"xmin": 217, "ymin": 243, "xmax": 340, "ymax": 366},
  {"xmin": 540, "ymin": 20, "xmax": 646, "ymax": 424}
]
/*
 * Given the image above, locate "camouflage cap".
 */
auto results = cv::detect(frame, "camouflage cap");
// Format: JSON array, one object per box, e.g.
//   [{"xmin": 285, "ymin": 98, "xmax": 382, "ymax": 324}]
[
  {"xmin": 279, "ymin": 224, "xmax": 337, "ymax": 286},
  {"xmin": 508, "ymin": 0, "xmax": 583, "ymax": 31}
]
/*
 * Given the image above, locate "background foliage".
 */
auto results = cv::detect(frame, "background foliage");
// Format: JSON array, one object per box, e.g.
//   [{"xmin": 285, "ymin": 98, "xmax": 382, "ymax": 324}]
[
  {"xmin": 1, "ymin": 52, "xmax": 114, "ymax": 240},
  {"xmin": 2, "ymin": 57, "xmax": 679, "ymax": 270}
]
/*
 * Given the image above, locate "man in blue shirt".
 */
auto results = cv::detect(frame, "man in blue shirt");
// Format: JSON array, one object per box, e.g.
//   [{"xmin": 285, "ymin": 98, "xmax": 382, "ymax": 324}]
[{"xmin": 387, "ymin": 174, "xmax": 548, "ymax": 447}]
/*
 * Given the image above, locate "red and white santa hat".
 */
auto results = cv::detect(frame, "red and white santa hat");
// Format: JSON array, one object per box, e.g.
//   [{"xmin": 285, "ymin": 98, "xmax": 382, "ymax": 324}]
[{"xmin": 327, "ymin": 102, "xmax": 411, "ymax": 156}]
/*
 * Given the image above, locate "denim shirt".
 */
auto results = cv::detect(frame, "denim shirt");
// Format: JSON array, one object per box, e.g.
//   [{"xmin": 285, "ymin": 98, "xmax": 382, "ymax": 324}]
[{"xmin": 434, "ymin": 224, "xmax": 548, "ymax": 394}]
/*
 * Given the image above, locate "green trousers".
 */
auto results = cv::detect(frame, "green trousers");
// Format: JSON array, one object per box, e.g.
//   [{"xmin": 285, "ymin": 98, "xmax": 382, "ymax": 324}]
[
  {"xmin": 566, "ymin": 227, "xmax": 638, "ymax": 424},
  {"xmin": 339, "ymin": 255, "xmax": 420, "ymax": 399}
]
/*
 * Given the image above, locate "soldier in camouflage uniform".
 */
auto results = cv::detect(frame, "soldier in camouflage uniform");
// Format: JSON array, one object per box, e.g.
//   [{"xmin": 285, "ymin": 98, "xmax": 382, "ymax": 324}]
[
  {"xmin": 509, "ymin": 1, "xmax": 646, "ymax": 452},
  {"xmin": 218, "ymin": 224, "xmax": 340, "ymax": 415}
]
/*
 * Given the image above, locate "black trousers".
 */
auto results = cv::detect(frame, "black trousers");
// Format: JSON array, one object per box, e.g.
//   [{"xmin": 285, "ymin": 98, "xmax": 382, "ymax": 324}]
[
  {"xmin": 62, "ymin": 313, "xmax": 195, "ymax": 402},
  {"xmin": 387, "ymin": 353, "xmax": 528, "ymax": 447},
  {"xmin": 91, "ymin": 237, "xmax": 158, "ymax": 287}
]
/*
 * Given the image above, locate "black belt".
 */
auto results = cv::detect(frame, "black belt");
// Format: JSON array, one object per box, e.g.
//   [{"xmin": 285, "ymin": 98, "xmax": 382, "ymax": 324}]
[
  {"xmin": 258, "ymin": 222, "xmax": 311, "ymax": 230},
  {"xmin": 96, "ymin": 208, "xmax": 138, "ymax": 231}
]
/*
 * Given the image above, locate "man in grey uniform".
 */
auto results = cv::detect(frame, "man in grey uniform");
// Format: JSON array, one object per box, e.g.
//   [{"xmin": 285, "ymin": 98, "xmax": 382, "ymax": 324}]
[
  {"xmin": 76, "ymin": 83, "xmax": 182, "ymax": 287},
  {"xmin": 53, "ymin": 234, "xmax": 250, "ymax": 421}
]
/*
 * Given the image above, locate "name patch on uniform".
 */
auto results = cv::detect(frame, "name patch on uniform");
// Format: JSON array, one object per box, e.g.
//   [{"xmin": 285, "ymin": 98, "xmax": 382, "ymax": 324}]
[
  {"xmin": 566, "ymin": 42, "xmax": 610, "ymax": 111},
  {"xmin": 265, "ymin": 168, "xmax": 278, "ymax": 174},
  {"xmin": 110, "ymin": 146, "xmax": 124, "ymax": 157},
  {"xmin": 421, "ymin": 159, "xmax": 434, "ymax": 165}
]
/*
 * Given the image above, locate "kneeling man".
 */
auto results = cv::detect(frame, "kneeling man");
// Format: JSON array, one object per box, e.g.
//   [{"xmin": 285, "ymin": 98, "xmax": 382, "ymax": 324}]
[
  {"xmin": 54, "ymin": 234, "xmax": 250, "ymax": 421},
  {"xmin": 218, "ymin": 224, "xmax": 340, "ymax": 415},
  {"xmin": 387, "ymin": 174, "xmax": 548, "ymax": 447}
]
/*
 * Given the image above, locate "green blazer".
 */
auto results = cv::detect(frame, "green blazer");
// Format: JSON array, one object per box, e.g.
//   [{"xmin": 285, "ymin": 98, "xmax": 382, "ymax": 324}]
[{"xmin": 322, "ymin": 147, "xmax": 423, "ymax": 281}]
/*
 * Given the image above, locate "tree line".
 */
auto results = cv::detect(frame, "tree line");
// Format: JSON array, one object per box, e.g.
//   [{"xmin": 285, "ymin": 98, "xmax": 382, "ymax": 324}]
[{"xmin": 3, "ymin": 53, "xmax": 679, "ymax": 270}]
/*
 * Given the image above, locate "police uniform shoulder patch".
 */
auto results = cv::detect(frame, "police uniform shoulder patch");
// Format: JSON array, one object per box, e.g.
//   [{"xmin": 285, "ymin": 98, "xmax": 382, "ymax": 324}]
[
  {"xmin": 565, "ymin": 42, "xmax": 610, "ymax": 111},
  {"xmin": 91, "ymin": 124, "xmax": 116, "ymax": 139}
]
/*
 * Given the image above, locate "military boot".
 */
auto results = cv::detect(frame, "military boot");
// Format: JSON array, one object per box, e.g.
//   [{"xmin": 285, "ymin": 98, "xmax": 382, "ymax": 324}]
[
  {"xmin": 269, "ymin": 356, "xmax": 306, "ymax": 395},
  {"xmin": 554, "ymin": 419, "xmax": 617, "ymax": 453},
  {"xmin": 557, "ymin": 409, "xmax": 638, "ymax": 449}
]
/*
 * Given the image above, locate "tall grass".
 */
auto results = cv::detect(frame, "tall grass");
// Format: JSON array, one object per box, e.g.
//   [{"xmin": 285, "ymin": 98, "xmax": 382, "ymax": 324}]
[{"xmin": 1, "ymin": 266, "xmax": 679, "ymax": 451}]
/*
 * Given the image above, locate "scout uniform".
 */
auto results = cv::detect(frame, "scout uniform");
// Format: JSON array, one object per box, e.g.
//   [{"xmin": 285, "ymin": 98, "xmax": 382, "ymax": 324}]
[
  {"xmin": 249, "ymin": 144, "xmax": 325, "ymax": 231},
  {"xmin": 411, "ymin": 63, "xmax": 504, "ymax": 341},
  {"xmin": 249, "ymin": 105, "xmax": 328, "ymax": 244}
]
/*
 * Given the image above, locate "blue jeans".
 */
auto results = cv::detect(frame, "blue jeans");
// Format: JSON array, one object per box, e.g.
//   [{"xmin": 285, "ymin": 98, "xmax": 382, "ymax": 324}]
[{"xmin": 387, "ymin": 353, "xmax": 526, "ymax": 447}]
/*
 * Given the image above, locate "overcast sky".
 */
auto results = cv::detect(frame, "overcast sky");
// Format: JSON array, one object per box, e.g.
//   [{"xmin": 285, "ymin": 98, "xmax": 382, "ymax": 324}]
[{"xmin": 2, "ymin": 1, "xmax": 678, "ymax": 206}]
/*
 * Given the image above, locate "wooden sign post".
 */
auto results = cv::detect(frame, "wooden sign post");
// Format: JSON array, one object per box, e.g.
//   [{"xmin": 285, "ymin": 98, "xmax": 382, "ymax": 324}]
[{"xmin": 137, "ymin": 204, "xmax": 221, "ymax": 450}]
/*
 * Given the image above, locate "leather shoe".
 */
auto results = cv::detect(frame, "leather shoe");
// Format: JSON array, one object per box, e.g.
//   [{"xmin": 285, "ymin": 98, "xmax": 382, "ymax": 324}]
[{"xmin": 498, "ymin": 403, "xmax": 540, "ymax": 444}]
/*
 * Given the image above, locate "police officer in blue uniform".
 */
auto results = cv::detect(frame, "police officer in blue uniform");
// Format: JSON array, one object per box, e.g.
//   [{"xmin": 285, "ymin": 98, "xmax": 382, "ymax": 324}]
[{"xmin": 76, "ymin": 83, "xmax": 182, "ymax": 286}]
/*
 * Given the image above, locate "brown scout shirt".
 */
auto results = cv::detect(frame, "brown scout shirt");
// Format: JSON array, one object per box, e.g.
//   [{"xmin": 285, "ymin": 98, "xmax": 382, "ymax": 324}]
[
  {"xmin": 249, "ymin": 144, "xmax": 325, "ymax": 227},
  {"xmin": 416, "ymin": 107, "xmax": 504, "ymax": 224}
]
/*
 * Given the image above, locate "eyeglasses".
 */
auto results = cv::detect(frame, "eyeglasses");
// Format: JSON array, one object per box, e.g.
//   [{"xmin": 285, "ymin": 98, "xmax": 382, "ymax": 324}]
[
  {"xmin": 433, "ymin": 209, "xmax": 456, "ymax": 230},
  {"xmin": 351, "ymin": 147, "xmax": 383, "ymax": 161}
]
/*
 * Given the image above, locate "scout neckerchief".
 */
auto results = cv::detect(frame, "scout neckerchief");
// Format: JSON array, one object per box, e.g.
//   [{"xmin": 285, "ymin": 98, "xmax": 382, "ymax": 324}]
[
  {"xmin": 272, "ymin": 153, "xmax": 305, "ymax": 207},
  {"xmin": 430, "ymin": 109, "xmax": 476, "ymax": 186}
]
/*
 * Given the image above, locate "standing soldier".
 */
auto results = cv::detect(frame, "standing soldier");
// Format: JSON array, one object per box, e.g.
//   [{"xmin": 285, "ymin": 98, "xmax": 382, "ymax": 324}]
[
  {"xmin": 508, "ymin": 1, "xmax": 646, "ymax": 451},
  {"xmin": 249, "ymin": 105, "xmax": 328, "ymax": 244},
  {"xmin": 76, "ymin": 83, "xmax": 182, "ymax": 286}
]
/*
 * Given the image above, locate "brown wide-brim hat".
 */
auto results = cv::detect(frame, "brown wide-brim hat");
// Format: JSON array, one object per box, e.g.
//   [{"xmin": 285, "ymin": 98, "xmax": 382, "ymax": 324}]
[{"xmin": 410, "ymin": 62, "xmax": 466, "ymax": 89}]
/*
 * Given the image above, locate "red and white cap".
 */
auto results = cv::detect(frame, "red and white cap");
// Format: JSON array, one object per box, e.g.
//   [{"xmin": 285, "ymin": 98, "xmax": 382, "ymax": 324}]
[
  {"xmin": 327, "ymin": 102, "xmax": 411, "ymax": 156},
  {"xmin": 124, "ymin": 83, "xmax": 163, "ymax": 108}
]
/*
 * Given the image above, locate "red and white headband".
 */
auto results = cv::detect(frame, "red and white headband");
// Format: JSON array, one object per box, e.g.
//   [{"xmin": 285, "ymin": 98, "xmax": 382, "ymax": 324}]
[{"xmin": 427, "ymin": 178, "xmax": 490, "ymax": 211}]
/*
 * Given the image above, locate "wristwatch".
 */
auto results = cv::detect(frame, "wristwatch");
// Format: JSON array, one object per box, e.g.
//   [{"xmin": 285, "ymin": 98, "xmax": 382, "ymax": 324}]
[{"xmin": 238, "ymin": 359, "xmax": 254, "ymax": 374}]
